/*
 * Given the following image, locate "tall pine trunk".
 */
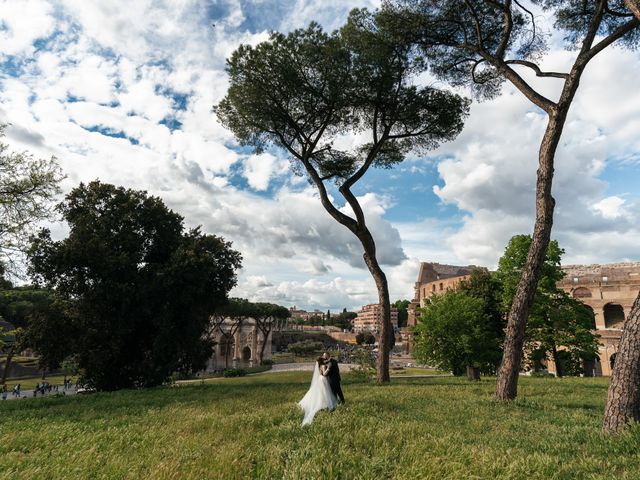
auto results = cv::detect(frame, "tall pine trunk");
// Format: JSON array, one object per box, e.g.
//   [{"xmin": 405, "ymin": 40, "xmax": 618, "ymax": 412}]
[
  {"xmin": 602, "ymin": 292, "xmax": 640, "ymax": 433},
  {"xmin": 363, "ymin": 248, "xmax": 391, "ymax": 384},
  {"xmin": 495, "ymin": 70, "xmax": 583, "ymax": 399},
  {"xmin": 494, "ymin": 111, "xmax": 561, "ymax": 400}
]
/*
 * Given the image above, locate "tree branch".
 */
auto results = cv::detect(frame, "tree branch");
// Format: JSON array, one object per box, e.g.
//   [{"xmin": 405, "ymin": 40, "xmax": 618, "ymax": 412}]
[
  {"xmin": 505, "ymin": 60, "xmax": 569, "ymax": 79},
  {"xmin": 483, "ymin": 55, "xmax": 557, "ymax": 113},
  {"xmin": 300, "ymin": 156, "xmax": 359, "ymax": 234},
  {"xmin": 580, "ymin": 17, "xmax": 640, "ymax": 65},
  {"xmin": 625, "ymin": 0, "xmax": 640, "ymax": 20}
]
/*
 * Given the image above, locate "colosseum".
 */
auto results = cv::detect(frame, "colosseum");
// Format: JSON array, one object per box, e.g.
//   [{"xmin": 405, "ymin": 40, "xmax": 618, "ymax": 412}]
[
  {"xmin": 406, "ymin": 261, "xmax": 640, "ymax": 376},
  {"xmin": 556, "ymin": 262, "xmax": 640, "ymax": 376}
]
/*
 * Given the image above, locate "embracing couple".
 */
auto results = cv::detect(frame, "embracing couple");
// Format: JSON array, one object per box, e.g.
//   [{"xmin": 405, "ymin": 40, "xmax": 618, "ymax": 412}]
[{"xmin": 298, "ymin": 352, "xmax": 345, "ymax": 426}]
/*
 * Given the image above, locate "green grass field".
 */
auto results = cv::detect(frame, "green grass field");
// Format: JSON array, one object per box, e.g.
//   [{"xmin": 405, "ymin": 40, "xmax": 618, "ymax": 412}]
[{"xmin": 1, "ymin": 372, "xmax": 639, "ymax": 479}]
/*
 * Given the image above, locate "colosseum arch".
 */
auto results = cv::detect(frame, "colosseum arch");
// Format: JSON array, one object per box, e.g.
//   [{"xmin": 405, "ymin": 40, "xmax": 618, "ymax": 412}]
[
  {"xmin": 572, "ymin": 287, "xmax": 592, "ymax": 298},
  {"xmin": 603, "ymin": 303, "xmax": 625, "ymax": 329}
]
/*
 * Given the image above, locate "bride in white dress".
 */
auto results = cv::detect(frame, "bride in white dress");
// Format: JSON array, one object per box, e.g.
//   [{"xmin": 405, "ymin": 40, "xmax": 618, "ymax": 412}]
[{"xmin": 298, "ymin": 357, "xmax": 337, "ymax": 425}]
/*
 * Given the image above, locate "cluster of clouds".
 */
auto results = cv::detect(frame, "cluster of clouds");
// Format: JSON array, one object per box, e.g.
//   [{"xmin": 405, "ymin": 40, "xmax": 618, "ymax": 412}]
[{"xmin": 1, "ymin": 0, "xmax": 638, "ymax": 309}]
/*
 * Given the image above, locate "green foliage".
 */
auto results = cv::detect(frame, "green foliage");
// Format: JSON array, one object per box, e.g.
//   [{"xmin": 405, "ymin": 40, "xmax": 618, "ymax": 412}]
[
  {"xmin": 348, "ymin": 347, "xmax": 376, "ymax": 382},
  {"xmin": 287, "ymin": 340, "xmax": 324, "ymax": 355},
  {"xmin": 413, "ymin": 291, "xmax": 503, "ymax": 375},
  {"xmin": 0, "ymin": 286, "xmax": 71, "ymax": 379},
  {"xmin": 0, "ymin": 373, "xmax": 637, "ymax": 479},
  {"xmin": 355, "ymin": 331, "xmax": 376, "ymax": 345},
  {"xmin": 496, "ymin": 234, "xmax": 601, "ymax": 376},
  {"xmin": 222, "ymin": 368, "xmax": 247, "ymax": 377},
  {"xmin": 393, "ymin": 299, "xmax": 410, "ymax": 327},
  {"xmin": 28, "ymin": 181, "xmax": 242, "ymax": 390},
  {"xmin": 333, "ymin": 310, "xmax": 357, "ymax": 330},
  {"xmin": 386, "ymin": 1, "xmax": 639, "ymax": 100},
  {"xmin": 0, "ymin": 125, "xmax": 64, "ymax": 275}
]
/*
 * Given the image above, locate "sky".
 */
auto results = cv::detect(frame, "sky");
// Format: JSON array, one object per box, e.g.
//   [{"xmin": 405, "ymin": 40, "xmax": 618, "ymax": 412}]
[{"xmin": 1, "ymin": 0, "xmax": 639, "ymax": 311}]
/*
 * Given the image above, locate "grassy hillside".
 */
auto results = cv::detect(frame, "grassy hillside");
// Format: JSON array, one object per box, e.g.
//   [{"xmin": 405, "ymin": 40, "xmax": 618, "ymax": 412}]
[{"xmin": 1, "ymin": 373, "xmax": 639, "ymax": 479}]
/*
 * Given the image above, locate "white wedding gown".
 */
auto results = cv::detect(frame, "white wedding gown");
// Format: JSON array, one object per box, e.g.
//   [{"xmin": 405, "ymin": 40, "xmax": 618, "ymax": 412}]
[{"xmin": 298, "ymin": 363, "xmax": 337, "ymax": 426}]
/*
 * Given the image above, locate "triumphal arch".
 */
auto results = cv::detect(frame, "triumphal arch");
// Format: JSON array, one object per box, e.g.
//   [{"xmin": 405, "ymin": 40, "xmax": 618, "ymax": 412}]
[{"xmin": 205, "ymin": 317, "xmax": 272, "ymax": 371}]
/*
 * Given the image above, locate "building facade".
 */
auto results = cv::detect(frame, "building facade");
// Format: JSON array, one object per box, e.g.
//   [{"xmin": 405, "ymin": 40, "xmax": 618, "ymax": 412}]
[
  {"xmin": 553, "ymin": 262, "xmax": 640, "ymax": 376},
  {"xmin": 353, "ymin": 303, "xmax": 399, "ymax": 334},
  {"xmin": 407, "ymin": 262, "xmax": 483, "ymax": 327},
  {"xmin": 206, "ymin": 317, "xmax": 272, "ymax": 371},
  {"xmin": 406, "ymin": 260, "xmax": 640, "ymax": 376}
]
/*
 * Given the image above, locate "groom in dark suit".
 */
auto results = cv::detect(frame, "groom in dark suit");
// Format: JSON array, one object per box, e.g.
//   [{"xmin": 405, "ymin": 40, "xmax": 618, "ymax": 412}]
[{"xmin": 322, "ymin": 352, "xmax": 345, "ymax": 404}]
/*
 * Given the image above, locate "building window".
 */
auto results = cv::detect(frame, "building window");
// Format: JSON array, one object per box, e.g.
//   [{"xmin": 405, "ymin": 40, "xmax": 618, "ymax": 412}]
[
  {"xmin": 432, "ymin": 284, "xmax": 436, "ymax": 292},
  {"xmin": 439, "ymin": 283, "xmax": 443, "ymax": 291}
]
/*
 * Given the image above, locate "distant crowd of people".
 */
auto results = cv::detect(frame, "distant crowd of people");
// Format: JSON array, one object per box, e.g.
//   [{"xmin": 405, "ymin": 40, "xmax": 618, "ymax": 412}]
[{"xmin": 1, "ymin": 377, "xmax": 76, "ymax": 400}]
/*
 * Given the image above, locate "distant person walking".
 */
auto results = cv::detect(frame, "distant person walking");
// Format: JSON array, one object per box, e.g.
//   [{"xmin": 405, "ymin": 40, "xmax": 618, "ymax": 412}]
[{"xmin": 2, "ymin": 385, "xmax": 7, "ymax": 400}]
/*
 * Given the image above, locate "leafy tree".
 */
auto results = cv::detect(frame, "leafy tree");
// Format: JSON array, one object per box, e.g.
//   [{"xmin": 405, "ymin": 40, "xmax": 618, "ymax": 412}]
[
  {"xmin": 211, "ymin": 298, "xmax": 254, "ymax": 369},
  {"xmin": 288, "ymin": 340, "xmax": 324, "ymax": 355},
  {"xmin": 215, "ymin": 10, "xmax": 469, "ymax": 383},
  {"xmin": 458, "ymin": 269, "xmax": 504, "ymax": 336},
  {"xmin": 496, "ymin": 235, "xmax": 600, "ymax": 377},
  {"xmin": 413, "ymin": 290, "xmax": 503, "ymax": 377},
  {"xmin": 252, "ymin": 302, "xmax": 290, "ymax": 362},
  {"xmin": 356, "ymin": 330, "xmax": 376, "ymax": 345},
  {"xmin": 394, "ymin": 299, "xmax": 410, "ymax": 328},
  {"xmin": 28, "ymin": 181, "xmax": 242, "ymax": 390},
  {"xmin": 0, "ymin": 125, "xmax": 64, "ymax": 276},
  {"xmin": 387, "ymin": 0, "xmax": 639, "ymax": 399},
  {"xmin": 334, "ymin": 310, "xmax": 357, "ymax": 331},
  {"xmin": 0, "ymin": 286, "xmax": 47, "ymax": 384}
]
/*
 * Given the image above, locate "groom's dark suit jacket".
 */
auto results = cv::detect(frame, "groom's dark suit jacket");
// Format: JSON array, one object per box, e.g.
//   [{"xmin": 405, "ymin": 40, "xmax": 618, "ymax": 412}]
[{"xmin": 325, "ymin": 358, "xmax": 341, "ymax": 384}]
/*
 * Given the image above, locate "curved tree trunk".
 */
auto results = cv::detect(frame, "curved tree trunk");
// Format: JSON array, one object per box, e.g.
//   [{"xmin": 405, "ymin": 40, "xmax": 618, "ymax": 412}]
[
  {"xmin": 495, "ymin": 84, "xmax": 580, "ymax": 399},
  {"xmin": 494, "ymin": 111, "xmax": 561, "ymax": 400},
  {"xmin": 362, "ymin": 245, "xmax": 391, "ymax": 384},
  {"xmin": 602, "ymin": 292, "xmax": 640, "ymax": 433}
]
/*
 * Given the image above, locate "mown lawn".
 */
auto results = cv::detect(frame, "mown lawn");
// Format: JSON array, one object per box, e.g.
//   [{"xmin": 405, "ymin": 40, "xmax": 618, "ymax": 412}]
[{"xmin": 1, "ymin": 372, "xmax": 639, "ymax": 479}]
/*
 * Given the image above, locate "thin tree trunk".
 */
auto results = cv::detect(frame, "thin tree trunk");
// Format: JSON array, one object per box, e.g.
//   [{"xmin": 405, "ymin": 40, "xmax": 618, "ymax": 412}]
[
  {"xmin": 494, "ymin": 111, "xmax": 561, "ymax": 400},
  {"xmin": 602, "ymin": 291, "xmax": 640, "ymax": 433},
  {"xmin": 466, "ymin": 366, "xmax": 480, "ymax": 381},
  {"xmin": 495, "ymin": 88, "xmax": 579, "ymax": 399},
  {"xmin": 258, "ymin": 326, "xmax": 271, "ymax": 363},
  {"xmin": 362, "ymin": 243, "xmax": 391, "ymax": 384},
  {"xmin": 551, "ymin": 343, "xmax": 563, "ymax": 378},
  {"xmin": 1, "ymin": 344, "xmax": 16, "ymax": 386}
]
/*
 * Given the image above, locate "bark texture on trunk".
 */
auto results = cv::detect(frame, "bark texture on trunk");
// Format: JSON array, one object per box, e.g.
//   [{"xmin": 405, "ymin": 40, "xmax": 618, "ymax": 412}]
[
  {"xmin": 466, "ymin": 366, "xmax": 480, "ymax": 381},
  {"xmin": 363, "ymin": 245, "xmax": 391, "ymax": 384},
  {"xmin": 494, "ymin": 111, "xmax": 561, "ymax": 400},
  {"xmin": 603, "ymin": 292, "xmax": 640, "ymax": 433},
  {"xmin": 625, "ymin": 0, "xmax": 640, "ymax": 20},
  {"xmin": 494, "ymin": 75, "xmax": 584, "ymax": 400}
]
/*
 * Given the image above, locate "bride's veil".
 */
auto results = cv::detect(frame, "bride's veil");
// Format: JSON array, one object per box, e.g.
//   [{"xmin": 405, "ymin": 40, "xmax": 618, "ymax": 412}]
[{"xmin": 298, "ymin": 362, "xmax": 325, "ymax": 426}]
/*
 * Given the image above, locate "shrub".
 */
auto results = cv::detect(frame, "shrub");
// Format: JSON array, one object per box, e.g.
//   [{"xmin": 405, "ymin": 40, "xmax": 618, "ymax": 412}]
[
  {"xmin": 287, "ymin": 340, "xmax": 323, "ymax": 355},
  {"xmin": 222, "ymin": 368, "xmax": 247, "ymax": 377}
]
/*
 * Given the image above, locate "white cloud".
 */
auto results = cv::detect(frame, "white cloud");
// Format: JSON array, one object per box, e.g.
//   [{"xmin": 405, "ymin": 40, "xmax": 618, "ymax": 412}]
[
  {"xmin": 1, "ymin": 0, "xmax": 639, "ymax": 310},
  {"xmin": 242, "ymin": 152, "xmax": 286, "ymax": 191},
  {"xmin": 592, "ymin": 196, "xmax": 629, "ymax": 220}
]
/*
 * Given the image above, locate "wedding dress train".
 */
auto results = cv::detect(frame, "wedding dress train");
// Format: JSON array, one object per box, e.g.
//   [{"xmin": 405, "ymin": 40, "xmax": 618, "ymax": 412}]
[{"xmin": 298, "ymin": 362, "xmax": 337, "ymax": 426}]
